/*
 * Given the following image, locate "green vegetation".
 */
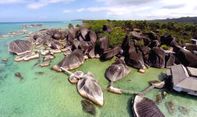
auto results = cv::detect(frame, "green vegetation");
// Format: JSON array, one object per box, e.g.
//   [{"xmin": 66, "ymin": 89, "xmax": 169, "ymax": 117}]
[
  {"xmin": 68, "ymin": 23, "xmax": 74, "ymax": 29},
  {"xmin": 102, "ymin": 27, "xmax": 126, "ymax": 46},
  {"xmin": 161, "ymin": 44, "xmax": 171, "ymax": 50},
  {"xmin": 83, "ymin": 20, "xmax": 197, "ymax": 46}
]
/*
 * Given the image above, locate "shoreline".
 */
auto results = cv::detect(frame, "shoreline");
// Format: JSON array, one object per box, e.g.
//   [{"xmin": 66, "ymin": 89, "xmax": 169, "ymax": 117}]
[{"xmin": 1, "ymin": 20, "xmax": 197, "ymax": 116}]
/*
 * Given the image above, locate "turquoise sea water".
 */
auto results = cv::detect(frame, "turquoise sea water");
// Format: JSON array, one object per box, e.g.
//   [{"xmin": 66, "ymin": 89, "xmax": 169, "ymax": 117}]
[
  {"xmin": 0, "ymin": 21, "xmax": 81, "ymax": 35},
  {"xmin": 0, "ymin": 21, "xmax": 197, "ymax": 117}
]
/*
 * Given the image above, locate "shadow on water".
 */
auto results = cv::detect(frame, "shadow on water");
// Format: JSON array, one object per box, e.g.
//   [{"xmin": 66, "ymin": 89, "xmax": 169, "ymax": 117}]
[
  {"xmin": 127, "ymin": 96, "xmax": 135, "ymax": 117},
  {"xmin": 0, "ymin": 73, "xmax": 8, "ymax": 85},
  {"xmin": 158, "ymin": 72, "xmax": 168, "ymax": 81},
  {"xmin": 168, "ymin": 90, "xmax": 197, "ymax": 101}
]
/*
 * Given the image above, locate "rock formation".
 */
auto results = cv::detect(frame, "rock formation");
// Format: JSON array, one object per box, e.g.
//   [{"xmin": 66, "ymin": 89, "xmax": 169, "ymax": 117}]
[
  {"xmin": 133, "ymin": 95, "xmax": 165, "ymax": 117},
  {"xmin": 105, "ymin": 58, "xmax": 130, "ymax": 82},
  {"xmin": 9, "ymin": 40, "xmax": 32, "ymax": 55},
  {"xmin": 56, "ymin": 49, "xmax": 85, "ymax": 70},
  {"xmin": 77, "ymin": 72, "xmax": 104, "ymax": 106},
  {"xmin": 149, "ymin": 47, "xmax": 165, "ymax": 68}
]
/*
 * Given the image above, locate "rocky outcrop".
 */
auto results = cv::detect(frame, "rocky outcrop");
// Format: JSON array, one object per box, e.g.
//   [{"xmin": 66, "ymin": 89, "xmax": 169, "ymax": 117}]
[{"xmin": 9, "ymin": 40, "xmax": 32, "ymax": 55}]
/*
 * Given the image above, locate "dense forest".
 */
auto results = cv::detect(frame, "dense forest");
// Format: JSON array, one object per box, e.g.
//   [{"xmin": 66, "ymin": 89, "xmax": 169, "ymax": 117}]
[
  {"xmin": 154, "ymin": 17, "xmax": 197, "ymax": 24},
  {"xmin": 83, "ymin": 20, "xmax": 197, "ymax": 47}
]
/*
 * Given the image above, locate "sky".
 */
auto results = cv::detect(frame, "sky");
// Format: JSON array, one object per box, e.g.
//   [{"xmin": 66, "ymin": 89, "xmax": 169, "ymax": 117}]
[{"xmin": 0, "ymin": 0, "xmax": 197, "ymax": 22}]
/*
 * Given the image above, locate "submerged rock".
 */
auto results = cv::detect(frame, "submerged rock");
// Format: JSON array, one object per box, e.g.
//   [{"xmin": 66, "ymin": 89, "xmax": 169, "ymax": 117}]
[
  {"xmin": 35, "ymin": 71, "xmax": 45, "ymax": 75},
  {"xmin": 39, "ymin": 60, "xmax": 50, "ymax": 67},
  {"xmin": 178, "ymin": 106, "xmax": 189, "ymax": 115},
  {"xmin": 155, "ymin": 94, "xmax": 163, "ymax": 104},
  {"xmin": 165, "ymin": 101, "xmax": 175, "ymax": 114},
  {"xmin": 9, "ymin": 40, "xmax": 32, "ymax": 55},
  {"xmin": 133, "ymin": 95, "xmax": 165, "ymax": 117},
  {"xmin": 1, "ymin": 58, "xmax": 8, "ymax": 63},
  {"xmin": 77, "ymin": 72, "xmax": 104, "ymax": 106},
  {"xmin": 81, "ymin": 100, "xmax": 96, "ymax": 115},
  {"xmin": 15, "ymin": 72, "xmax": 23, "ymax": 80}
]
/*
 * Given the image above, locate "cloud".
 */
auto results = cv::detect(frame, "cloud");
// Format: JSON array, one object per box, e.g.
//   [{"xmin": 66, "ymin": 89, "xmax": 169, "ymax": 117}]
[
  {"xmin": 71, "ymin": 0, "xmax": 197, "ymax": 19},
  {"xmin": 27, "ymin": 2, "xmax": 47, "ymax": 9},
  {"xmin": 0, "ymin": 0, "xmax": 25, "ymax": 4},
  {"xmin": 97, "ymin": 0, "xmax": 156, "ymax": 5},
  {"xmin": 27, "ymin": 0, "xmax": 75, "ymax": 9},
  {"xmin": 162, "ymin": 4, "xmax": 185, "ymax": 9}
]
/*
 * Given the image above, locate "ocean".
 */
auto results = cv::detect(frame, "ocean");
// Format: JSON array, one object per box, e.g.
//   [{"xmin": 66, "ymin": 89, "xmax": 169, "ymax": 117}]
[{"xmin": 0, "ymin": 21, "xmax": 196, "ymax": 117}]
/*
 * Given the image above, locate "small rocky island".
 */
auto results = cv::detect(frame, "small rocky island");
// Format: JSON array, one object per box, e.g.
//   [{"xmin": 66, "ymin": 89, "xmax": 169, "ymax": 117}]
[{"xmin": 8, "ymin": 21, "xmax": 197, "ymax": 116}]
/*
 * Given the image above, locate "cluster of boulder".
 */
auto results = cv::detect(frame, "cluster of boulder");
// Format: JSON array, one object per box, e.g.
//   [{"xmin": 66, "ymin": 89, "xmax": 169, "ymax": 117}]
[
  {"xmin": 121, "ymin": 29, "xmax": 197, "ymax": 72},
  {"xmin": 9, "ymin": 24, "xmax": 197, "ymax": 72},
  {"xmin": 61, "ymin": 68, "xmax": 103, "ymax": 106}
]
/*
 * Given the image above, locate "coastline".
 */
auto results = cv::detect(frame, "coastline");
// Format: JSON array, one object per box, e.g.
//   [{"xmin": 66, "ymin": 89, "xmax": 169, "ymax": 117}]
[{"xmin": 0, "ymin": 21, "xmax": 197, "ymax": 117}]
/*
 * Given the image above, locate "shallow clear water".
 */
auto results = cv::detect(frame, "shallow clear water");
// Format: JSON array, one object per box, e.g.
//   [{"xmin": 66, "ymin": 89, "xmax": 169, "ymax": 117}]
[
  {"xmin": 0, "ymin": 21, "xmax": 81, "ymax": 35},
  {"xmin": 0, "ymin": 22, "xmax": 196, "ymax": 117}
]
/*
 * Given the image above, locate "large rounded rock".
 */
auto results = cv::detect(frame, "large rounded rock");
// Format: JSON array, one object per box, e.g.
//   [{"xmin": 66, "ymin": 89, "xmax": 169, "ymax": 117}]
[
  {"xmin": 175, "ymin": 48, "xmax": 197, "ymax": 67},
  {"xmin": 100, "ymin": 46, "xmax": 121, "ymax": 60},
  {"xmin": 160, "ymin": 35, "xmax": 179, "ymax": 47},
  {"xmin": 97, "ymin": 37, "xmax": 109, "ymax": 54},
  {"xmin": 79, "ymin": 27, "xmax": 89, "ymax": 40},
  {"xmin": 77, "ymin": 72, "xmax": 104, "ymax": 106},
  {"xmin": 133, "ymin": 95, "xmax": 165, "ymax": 117},
  {"xmin": 149, "ymin": 47, "xmax": 165, "ymax": 68},
  {"xmin": 9, "ymin": 40, "xmax": 32, "ymax": 55},
  {"xmin": 57, "ymin": 49, "xmax": 85, "ymax": 70},
  {"xmin": 125, "ymin": 46, "xmax": 145, "ymax": 69},
  {"xmin": 87, "ymin": 30, "xmax": 97, "ymax": 43},
  {"xmin": 165, "ymin": 53, "xmax": 175, "ymax": 67},
  {"xmin": 105, "ymin": 59, "xmax": 130, "ymax": 82}
]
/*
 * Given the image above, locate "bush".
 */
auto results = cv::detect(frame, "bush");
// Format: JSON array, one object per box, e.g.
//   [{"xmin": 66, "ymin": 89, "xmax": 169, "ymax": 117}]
[
  {"xmin": 83, "ymin": 20, "xmax": 196, "ymax": 46},
  {"xmin": 135, "ymin": 40, "xmax": 144, "ymax": 47},
  {"xmin": 83, "ymin": 20, "xmax": 109, "ymax": 33},
  {"xmin": 161, "ymin": 44, "xmax": 170, "ymax": 50},
  {"xmin": 104, "ymin": 27, "xmax": 126, "ymax": 46}
]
